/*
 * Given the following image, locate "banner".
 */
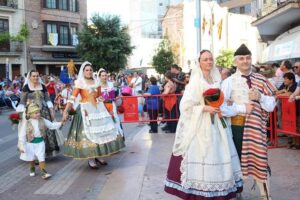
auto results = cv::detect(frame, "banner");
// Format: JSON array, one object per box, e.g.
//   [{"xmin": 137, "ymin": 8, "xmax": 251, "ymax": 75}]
[
  {"xmin": 72, "ymin": 34, "xmax": 78, "ymax": 46},
  {"xmin": 123, "ymin": 97, "xmax": 139, "ymax": 122},
  {"xmin": 48, "ymin": 33, "xmax": 58, "ymax": 46},
  {"xmin": 218, "ymin": 19, "xmax": 223, "ymax": 40}
]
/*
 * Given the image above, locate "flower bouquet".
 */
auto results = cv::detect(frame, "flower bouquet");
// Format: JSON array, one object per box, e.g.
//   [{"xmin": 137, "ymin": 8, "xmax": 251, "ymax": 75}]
[
  {"xmin": 68, "ymin": 107, "xmax": 77, "ymax": 115},
  {"xmin": 9, "ymin": 112, "xmax": 22, "ymax": 130},
  {"xmin": 203, "ymin": 88, "xmax": 227, "ymax": 128}
]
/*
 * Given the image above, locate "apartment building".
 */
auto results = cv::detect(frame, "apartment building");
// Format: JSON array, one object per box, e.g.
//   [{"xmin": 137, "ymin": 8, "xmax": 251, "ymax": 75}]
[
  {"xmin": 0, "ymin": 0, "xmax": 24, "ymax": 79},
  {"xmin": 252, "ymin": 0, "xmax": 300, "ymax": 62},
  {"xmin": 25, "ymin": 0, "xmax": 87, "ymax": 75}
]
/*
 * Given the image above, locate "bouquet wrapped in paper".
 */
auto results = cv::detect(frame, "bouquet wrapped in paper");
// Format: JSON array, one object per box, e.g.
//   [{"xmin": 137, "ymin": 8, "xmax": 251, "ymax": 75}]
[{"xmin": 203, "ymin": 88, "xmax": 227, "ymax": 128}]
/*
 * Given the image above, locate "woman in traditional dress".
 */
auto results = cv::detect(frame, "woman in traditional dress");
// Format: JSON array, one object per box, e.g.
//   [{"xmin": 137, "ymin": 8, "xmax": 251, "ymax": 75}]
[
  {"xmin": 98, "ymin": 69, "xmax": 124, "ymax": 137},
  {"xmin": 62, "ymin": 62, "xmax": 125, "ymax": 169},
  {"xmin": 16, "ymin": 70, "xmax": 60, "ymax": 157},
  {"xmin": 164, "ymin": 50, "xmax": 243, "ymax": 200}
]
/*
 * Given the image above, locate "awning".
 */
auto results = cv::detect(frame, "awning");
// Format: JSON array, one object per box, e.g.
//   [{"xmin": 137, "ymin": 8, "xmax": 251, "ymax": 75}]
[
  {"xmin": 31, "ymin": 57, "xmax": 82, "ymax": 65},
  {"xmin": 266, "ymin": 26, "xmax": 300, "ymax": 62}
]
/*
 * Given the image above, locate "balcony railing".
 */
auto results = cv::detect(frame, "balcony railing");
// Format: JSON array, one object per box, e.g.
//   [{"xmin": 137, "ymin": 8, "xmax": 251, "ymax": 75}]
[
  {"xmin": 0, "ymin": 0, "xmax": 18, "ymax": 9},
  {"xmin": 41, "ymin": 33, "xmax": 78, "ymax": 46},
  {"xmin": 0, "ymin": 41, "xmax": 23, "ymax": 53}
]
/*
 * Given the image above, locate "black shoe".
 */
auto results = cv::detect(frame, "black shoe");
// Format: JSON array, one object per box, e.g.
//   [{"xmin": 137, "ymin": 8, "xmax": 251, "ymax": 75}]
[
  {"xmin": 161, "ymin": 127, "xmax": 169, "ymax": 131},
  {"xmin": 164, "ymin": 130, "xmax": 172, "ymax": 133},
  {"xmin": 95, "ymin": 158, "xmax": 108, "ymax": 166},
  {"xmin": 149, "ymin": 130, "xmax": 157, "ymax": 134},
  {"xmin": 88, "ymin": 160, "xmax": 99, "ymax": 169}
]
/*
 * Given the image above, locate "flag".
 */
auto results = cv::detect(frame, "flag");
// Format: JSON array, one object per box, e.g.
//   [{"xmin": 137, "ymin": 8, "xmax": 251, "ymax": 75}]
[
  {"xmin": 209, "ymin": 19, "xmax": 213, "ymax": 36},
  {"xmin": 202, "ymin": 16, "xmax": 207, "ymax": 33},
  {"xmin": 48, "ymin": 33, "xmax": 58, "ymax": 46},
  {"xmin": 72, "ymin": 34, "xmax": 79, "ymax": 46},
  {"xmin": 218, "ymin": 19, "xmax": 223, "ymax": 40}
]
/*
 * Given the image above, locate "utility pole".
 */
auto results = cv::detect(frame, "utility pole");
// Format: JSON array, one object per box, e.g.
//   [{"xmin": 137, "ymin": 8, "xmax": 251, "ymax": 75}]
[{"xmin": 195, "ymin": 0, "xmax": 201, "ymax": 53}]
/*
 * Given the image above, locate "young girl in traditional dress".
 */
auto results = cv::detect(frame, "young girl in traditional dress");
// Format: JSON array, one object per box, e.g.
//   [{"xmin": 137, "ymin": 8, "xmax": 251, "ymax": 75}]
[{"xmin": 18, "ymin": 103, "xmax": 63, "ymax": 179}]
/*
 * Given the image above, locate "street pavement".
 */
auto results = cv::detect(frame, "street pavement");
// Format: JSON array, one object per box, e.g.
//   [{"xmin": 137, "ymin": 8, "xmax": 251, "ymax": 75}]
[{"xmin": 0, "ymin": 109, "xmax": 299, "ymax": 200}]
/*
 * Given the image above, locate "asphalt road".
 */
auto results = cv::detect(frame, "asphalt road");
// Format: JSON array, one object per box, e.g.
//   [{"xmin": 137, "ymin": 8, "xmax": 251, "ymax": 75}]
[{"xmin": 0, "ymin": 109, "xmax": 143, "ymax": 200}]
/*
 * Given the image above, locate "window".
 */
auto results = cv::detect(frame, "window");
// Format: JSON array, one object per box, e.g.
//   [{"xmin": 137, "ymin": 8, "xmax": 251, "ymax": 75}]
[
  {"xmin": 69, "ymin": 0, "xmax": 77, "ymax": 12},
  {"xmin": 240, "ymin": 6, "xmax": 245, "ymax": 14},
  {"xmin": 0, "ymin": 0, "xmax": 7, "ymax": 6},
  {"xmin": 46, "ymin": 0, "xmax": 56, "ymax": 8},
  {"xmin": 44, "ymin": 0, "xmax": 78, "ymax": 11},
  {"xmin": 60, "ymin": 25, "xmax": 69, "ymax": 45},
  {"xmin": 0, "ymin": 19, "xmax": 9, "ymax": 51},
  {"xmin": 47, "ymin": 24, "xmax": 57, "ymax": 33},
  {"xmin": 0, "ymin": 19, "xmax": 9, "ymax": 33},
  {"xmin": 58, "ymin": 0, "xmax": 67, "ymax": 10},
  {"xmin": 45, "ymin": 22, "xmax": 78, "ymax": 46}
]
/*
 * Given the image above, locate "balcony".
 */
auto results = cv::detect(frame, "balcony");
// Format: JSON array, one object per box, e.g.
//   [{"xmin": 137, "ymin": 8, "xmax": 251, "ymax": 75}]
[
  {"xmin": 0, "ymin": 0, "xmax": 18, "ymax": 12},
  {"xmin": 41, "ymin": 33, "xmax": 77, "ymax": 52},
  {"xmin": 0, "ymin": 41, "xmax": 23, "ymax": 56},
  {"xmin": 252, "ymin": 0, "xmax": 300, "ymax": 42}
]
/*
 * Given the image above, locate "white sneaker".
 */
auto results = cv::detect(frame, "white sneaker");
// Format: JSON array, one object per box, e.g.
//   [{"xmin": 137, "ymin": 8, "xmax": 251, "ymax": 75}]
[
  {"xmin": 41, "ymin": 170, "xmax": 52, "ymax": 179},
  {"xmin": 29, "ymin": 172, "xmax": 35, "ymax": 177},
  {"xmin": 29, "ymin": 168, "xmax": 35, "ymax": 177}
]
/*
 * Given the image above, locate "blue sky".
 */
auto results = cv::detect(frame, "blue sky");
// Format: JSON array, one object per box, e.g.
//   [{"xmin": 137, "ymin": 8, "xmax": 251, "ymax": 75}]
[{"xmin": 87, "ymin": 0, "xmax": 130, "ymax": 23}]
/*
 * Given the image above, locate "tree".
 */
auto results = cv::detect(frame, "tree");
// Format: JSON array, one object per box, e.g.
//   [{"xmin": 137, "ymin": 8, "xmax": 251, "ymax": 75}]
[
  {"xmin": 76, "ymin": 14, "xmax": 134, "ymax": 72},
  {"xmin": 216, "ymin": 49, "xmax": 234, "ymax": 68},
  {"xmin": 152, "ymin": 37, "xmax": 175, "ymax": 74}
]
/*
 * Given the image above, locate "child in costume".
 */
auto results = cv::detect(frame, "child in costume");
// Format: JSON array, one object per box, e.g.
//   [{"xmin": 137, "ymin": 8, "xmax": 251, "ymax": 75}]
[{"xmin": 18, "ymin": 103, "xmax": 63, "ymax": 179}]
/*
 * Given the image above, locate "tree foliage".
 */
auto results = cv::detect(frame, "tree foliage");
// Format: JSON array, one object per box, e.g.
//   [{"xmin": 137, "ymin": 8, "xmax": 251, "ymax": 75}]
[
  {"xmin": 216, "ymin": 49, "xmax": 234, "ymax": 68},
  {"xmin": 152, "ymin": 37, "xmax": 175, "ymax": 74},
  {"xmin": 76, "ymin": 14, "xmax": 134, "ymax": 72}
]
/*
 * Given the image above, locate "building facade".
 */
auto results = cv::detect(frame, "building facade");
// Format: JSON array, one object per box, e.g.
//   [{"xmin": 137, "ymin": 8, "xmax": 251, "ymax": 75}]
[
  {"xmin": 252, "ymin": 0, "xmax": 300, "ymax": 62},
  {"xmin": 0, "ymin": 0, "xmax": 25, "ymax": 80},
  {"xmin": 25, "ymin": 0, "xmax": 87, "ymax": 76},
  {"xmin": 217, "ymin": 0, "xmax": 253, "ymax": 15},
  {"xmin": 128, "ymin": 0, "xmax": 183, "ymax": 71},
  {"xmin": 161, "ymin": 4, "xmax": 184, "ymax": 68}
]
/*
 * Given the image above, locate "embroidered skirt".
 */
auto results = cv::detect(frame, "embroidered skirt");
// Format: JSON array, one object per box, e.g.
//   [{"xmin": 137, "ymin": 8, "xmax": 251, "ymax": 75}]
[
  {"xmin": 64, "ymin": 105, "xmax": 125, "ymax": 159},
  {"xmin": 165, "ymin": 155, "xmax": 243, "ymax": 200}
]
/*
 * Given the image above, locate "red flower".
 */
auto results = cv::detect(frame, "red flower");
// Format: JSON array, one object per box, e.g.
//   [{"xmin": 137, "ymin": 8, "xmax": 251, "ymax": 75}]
[
  {"xmin": 68, "ymin": 108, "xmax": 77, "ymax": 115},
  {"xmin": 9, "ymin": 112, "xmax": 22, "ymax": 124},
  {"xmin": 203, "ymin": 88, "xmax": 219, "ymax": 96}
]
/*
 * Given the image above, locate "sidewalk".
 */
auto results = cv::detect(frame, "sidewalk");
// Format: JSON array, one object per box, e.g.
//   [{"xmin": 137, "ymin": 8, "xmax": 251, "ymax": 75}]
[{"xmin": 97, "ymin": 126, "xmax": 300, "ymax": 200}]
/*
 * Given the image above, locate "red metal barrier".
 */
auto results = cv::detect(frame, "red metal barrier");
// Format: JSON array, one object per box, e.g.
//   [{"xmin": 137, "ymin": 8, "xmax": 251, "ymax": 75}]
[
  {"xmin": 118, "ymin": 95, "xmax": 300, "ymax": 148},
  {"xmin": 119, "ymin": 94, "xmax": 182, "ymax": 123},
  {"xmin": 272, "ymin": 96, "xmax": 300, "ymax": 147}
]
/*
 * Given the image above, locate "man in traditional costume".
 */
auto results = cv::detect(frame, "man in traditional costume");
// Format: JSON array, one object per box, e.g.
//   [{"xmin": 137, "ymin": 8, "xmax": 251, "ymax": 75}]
[{"xmin": 221, "ymin": 44, "xmax": 276, "ymax": 200}]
